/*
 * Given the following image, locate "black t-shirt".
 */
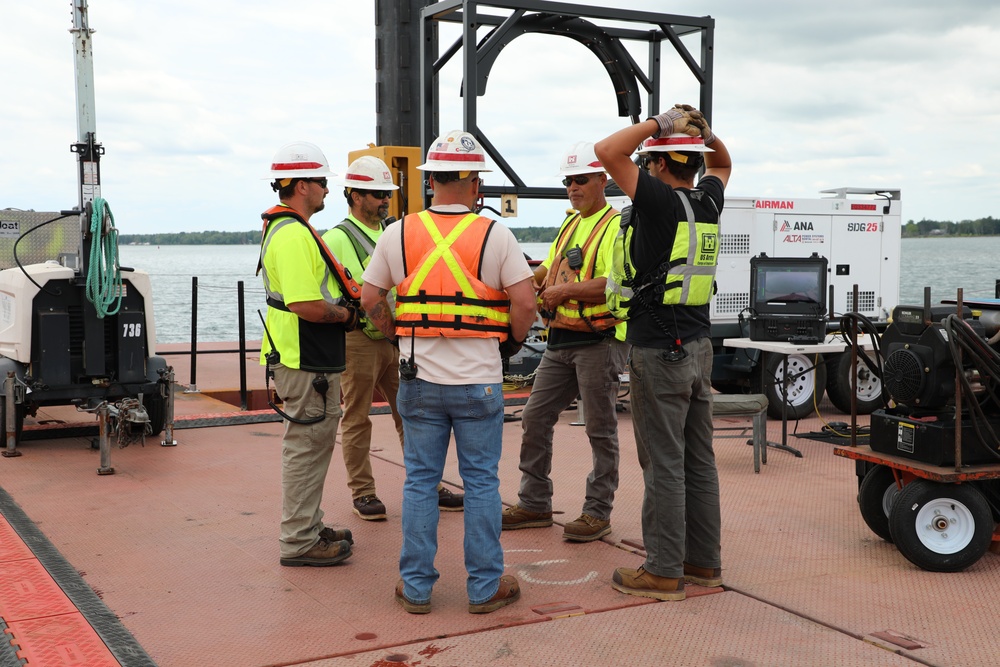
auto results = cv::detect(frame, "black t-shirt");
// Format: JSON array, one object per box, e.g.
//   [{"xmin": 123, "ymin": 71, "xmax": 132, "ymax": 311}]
[{"xmin": 626, "ymin": 170, "xmax": 725, "ymax": 350}]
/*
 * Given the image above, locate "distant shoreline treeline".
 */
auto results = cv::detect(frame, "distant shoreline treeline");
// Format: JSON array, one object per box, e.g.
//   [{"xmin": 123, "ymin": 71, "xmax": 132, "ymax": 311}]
[
  {"xmin": 115, "ymin": 218, "xmax": 1000, "ymax": 245},
  {"xmin": 118, "ymin": 226, "xmax": 563, "ymax": 246},
  {"xmin": 902, "ymin": 218, "xmax": 1000, "ymax": 237}
]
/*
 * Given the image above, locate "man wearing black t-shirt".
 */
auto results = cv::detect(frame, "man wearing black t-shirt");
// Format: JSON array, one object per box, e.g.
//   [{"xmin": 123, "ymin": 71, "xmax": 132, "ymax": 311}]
[{"xmin": 595, "ymin": 105, "xmax": 732, "ymax": 601}]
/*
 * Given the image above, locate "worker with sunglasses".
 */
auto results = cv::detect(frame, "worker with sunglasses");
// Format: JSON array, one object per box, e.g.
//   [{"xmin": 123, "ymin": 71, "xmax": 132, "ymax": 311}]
[
  {"xmin": 258, "ymin": 141, "xmax": 359, "ymax": 567},
  {"xmin": 322, "ymin": 156, "xmax": 464, "ymax": 522},
  {"xmin": 502, "ymin": 142, "xmax": 629, "ymax": 543}
]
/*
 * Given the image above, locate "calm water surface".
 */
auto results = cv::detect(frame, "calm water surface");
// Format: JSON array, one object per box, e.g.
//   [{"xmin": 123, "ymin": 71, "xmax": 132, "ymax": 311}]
[{"xmin": 120, "ymin": 238, "xmax": 1000, "ymax": 344}]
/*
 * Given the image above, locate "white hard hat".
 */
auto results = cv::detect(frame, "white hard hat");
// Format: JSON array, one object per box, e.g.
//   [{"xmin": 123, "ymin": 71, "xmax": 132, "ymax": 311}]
[
  {"xmin": 558, "ymin": 141, "xmax": 605, "ymax": 176},
  {"xmin": 638, "ymin": 133, "xmax": 714, "ymax": 154},
  {"xmin": 265, "ymin": 141, "xmax": 336, "ymax": 180},
  {"xmin": 335, "ymin": 155, "xmax": 399, "ymax": 191},
  {"xmin": 417, "ymin": 130, "xmax": 492, "ymax": 172}
]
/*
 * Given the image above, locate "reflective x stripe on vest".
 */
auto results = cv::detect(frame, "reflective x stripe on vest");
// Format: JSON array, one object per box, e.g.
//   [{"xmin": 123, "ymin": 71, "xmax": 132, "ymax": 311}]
[
  {"xmin": 545, "ymin": 206, "xmax": 622, "ymax": 332},
  {"xmin": 394, "ymin": 210, "xmax": 510, "ymax": 339}
]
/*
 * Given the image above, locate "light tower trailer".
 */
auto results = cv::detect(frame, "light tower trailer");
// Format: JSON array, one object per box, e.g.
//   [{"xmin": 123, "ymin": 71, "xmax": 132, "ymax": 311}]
[
  {"xmin": 710, "ymin": 187, "xmax": 902, "ymax": 419},
  {"xmin": 0, "ymin": 1, "xmax": 170, "ymax": 473}
]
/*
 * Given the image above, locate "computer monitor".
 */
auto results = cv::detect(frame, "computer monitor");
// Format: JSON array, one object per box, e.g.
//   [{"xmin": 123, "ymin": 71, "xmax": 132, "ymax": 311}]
[{"xmin": 749, "ymin": 253, "xmax": 828, "ymax": 318}]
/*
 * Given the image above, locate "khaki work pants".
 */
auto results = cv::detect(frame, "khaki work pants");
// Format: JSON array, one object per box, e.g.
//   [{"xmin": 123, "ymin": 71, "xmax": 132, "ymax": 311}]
[
  {"xmin": 339, "ymin": 329, "xmax": 405, "ymax": 499},
  {"xmin": 273, "ymin": 363, "xmax": 343, "ymax": 558}
]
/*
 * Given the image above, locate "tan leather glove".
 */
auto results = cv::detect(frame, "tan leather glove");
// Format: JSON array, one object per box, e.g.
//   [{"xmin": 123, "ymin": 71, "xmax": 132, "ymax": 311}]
[
  {"xmin": 648, "ymin": 108, "xmax": 701, "ymax": 139},
  {"xmin": 672, "ymin": 103, "xmax": 715, "ymax": 145}
]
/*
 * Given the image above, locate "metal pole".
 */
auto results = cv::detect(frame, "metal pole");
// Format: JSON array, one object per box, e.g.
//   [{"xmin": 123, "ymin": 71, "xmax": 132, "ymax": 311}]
[
  {"xmin": 161, "ymin": 367, "xmax": 177, "ymax": 447},
  {"xmin": 238, "ymin": 280, "xmax": 247, "ymax": 410},
  {"xmin": 571, "ymin": 396, "xmax": 586, "ymax": 426},
  {"xmin": 97, "ymin": 403, "xmax": 114, "ymax": 475},
  {"xmin": 3, "ymin": 373, "xmax": 20, "ymax": 458},
  {"xmin": 189, "ymin": 276, "xmax": 198, "ymax": 392}
]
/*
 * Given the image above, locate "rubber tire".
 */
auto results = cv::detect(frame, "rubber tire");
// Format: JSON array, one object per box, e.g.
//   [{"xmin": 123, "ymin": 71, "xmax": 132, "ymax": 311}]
[
  {"xmin": 826, "ymin": 351, "xmax": 883, "ymax": 416},
  {"xmin": 857, "ymin": 465, "xmax": 900, "ymax": 543},
  {"xmin": 759, "ymin": 352, "xmax": 826, "ymax": 420},
  {"xmin": 143, "ymin": 390, "xmax": 166, "ymax": 437},
  {"xmin": 888, "ymin": 479, "xmax": 994, "ymax": 572}
]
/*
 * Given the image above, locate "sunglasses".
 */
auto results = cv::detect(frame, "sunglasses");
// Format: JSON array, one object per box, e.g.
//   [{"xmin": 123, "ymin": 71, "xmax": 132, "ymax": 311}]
[
  {"xmin": 365, "ymin": 190, "xmax": 392, "ymax": 199},
  {"xmin": 562, "ymin": 175, "xmax": 591, "ymax": 187},
  {"xmin": 304, "ymin": 178, "xmax": 328, "ymax": 188}
]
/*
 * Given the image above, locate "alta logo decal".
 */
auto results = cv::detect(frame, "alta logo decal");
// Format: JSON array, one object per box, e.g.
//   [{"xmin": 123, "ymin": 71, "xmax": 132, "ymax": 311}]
[
  {"xmin": 755, "ymin": 200, "xmax": 794, "ymax": 209},
  {"xmin": 779, "ymin": 220, "xmax": 814, "ymax": 231}
]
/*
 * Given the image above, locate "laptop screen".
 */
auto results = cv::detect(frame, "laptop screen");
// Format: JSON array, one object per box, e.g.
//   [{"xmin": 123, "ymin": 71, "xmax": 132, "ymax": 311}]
[{"xmin": 750, "ymin": 254, "xmax": 828, "ymax": 318}]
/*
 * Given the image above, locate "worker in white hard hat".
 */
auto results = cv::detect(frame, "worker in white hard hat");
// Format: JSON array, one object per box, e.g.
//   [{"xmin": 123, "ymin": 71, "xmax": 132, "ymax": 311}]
[
  {"xmin": 595, "ymin": 105, "xmax": 731, "ymax": 601},
  {"xmin": 361, "ymin": 130, "xmax": 536, "ymax": 614},
  {"xmin": 322, "ymin": 155, "xmax": 464, "ymax": 521},
  {"xmin": 257, "ymin": 141, "xmax": 359, "ymax": 567},
  {"xmin": 502, "ymin": 141, "xmax": 629, "ymax": 543}
]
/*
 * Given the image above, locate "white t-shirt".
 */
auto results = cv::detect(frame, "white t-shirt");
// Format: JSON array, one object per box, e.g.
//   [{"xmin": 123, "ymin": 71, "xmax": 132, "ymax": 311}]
[{"xmin": 363, "ymin": 205, "xmax": 533, "ymax": 385}]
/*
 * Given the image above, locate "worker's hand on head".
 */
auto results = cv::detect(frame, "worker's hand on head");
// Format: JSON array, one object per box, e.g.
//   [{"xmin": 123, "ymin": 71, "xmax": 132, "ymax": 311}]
[
  {"xmin": 672, "ymin": 103, "xmax": 715, "ymax": 145},
  {"xmin": 649, "ymin": 108, "xmax": 700, "ymax": 139}
]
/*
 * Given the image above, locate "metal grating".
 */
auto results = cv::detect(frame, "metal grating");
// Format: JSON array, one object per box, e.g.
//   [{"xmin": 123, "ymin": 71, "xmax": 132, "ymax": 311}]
[
  {"xmin": 714, "ymin": 291, "xmax": 749, "ymax": 316},
  {"xmin": 843, "ymin": 290, "xmax": 876, "ymax": 313},
  {"xmin": 720, "ymin": 233, "xmax": 750, "ymax": 256}
]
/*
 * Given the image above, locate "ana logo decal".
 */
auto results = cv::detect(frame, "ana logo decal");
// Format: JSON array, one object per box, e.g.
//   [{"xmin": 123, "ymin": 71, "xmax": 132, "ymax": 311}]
[{"xmin": 779, "ymin": 220, "xmax": 814, "ymax": 231}]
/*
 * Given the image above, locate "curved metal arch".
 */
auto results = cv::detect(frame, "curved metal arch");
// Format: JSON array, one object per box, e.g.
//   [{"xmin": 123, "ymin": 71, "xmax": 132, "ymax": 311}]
[{"xmin": 472, "ymin": 13, "xmax": 644, "ymax": 122}]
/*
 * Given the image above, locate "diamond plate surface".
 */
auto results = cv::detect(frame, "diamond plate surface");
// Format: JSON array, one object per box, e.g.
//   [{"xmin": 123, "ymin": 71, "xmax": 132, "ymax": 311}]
[{"xmin": 0, "ymin": 211, "xmax": 79, "ymax": 269}]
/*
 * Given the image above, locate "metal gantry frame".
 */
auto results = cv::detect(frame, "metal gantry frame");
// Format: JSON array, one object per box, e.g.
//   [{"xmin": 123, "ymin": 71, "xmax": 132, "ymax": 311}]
[{"xmin": 419, "ymin": 0, "xmax": 715, "ymax": 202}]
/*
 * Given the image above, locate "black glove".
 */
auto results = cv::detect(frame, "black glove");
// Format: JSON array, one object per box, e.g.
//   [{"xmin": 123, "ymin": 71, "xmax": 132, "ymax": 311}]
[
  {"xmin": 498, "ymin": 331, "xmax": 524, "ymax": 359},
  {"xmin": 341, "ymin": 304, "xmax": 362, "ymax": 332}
]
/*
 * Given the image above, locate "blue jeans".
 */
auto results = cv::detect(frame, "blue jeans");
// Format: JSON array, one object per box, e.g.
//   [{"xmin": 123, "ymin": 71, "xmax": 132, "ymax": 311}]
[{"xmin": 396, "ymin": 378, "xmax": 505, "ymax": 605}]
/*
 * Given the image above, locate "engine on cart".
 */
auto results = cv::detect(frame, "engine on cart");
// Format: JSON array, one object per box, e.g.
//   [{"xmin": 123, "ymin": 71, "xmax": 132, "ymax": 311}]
[{"xmin": 870, "ymin": 302, "xmax": 1000, "ymax": 465}]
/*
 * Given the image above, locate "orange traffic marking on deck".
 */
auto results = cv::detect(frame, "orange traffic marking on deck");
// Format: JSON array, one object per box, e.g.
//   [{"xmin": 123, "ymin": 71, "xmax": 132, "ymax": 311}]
[{"xmin": 0, "ymin": 514, "xmax": 121, "ymax": 666}]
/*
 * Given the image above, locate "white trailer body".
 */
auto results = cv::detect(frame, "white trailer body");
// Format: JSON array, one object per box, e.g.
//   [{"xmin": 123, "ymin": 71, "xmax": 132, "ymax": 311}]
[
  {"xmin": 710, "ymin": 188, "xmax": 902, "ymax": 418},
  {"xmin": 713, "ymin": 188, "xmax": 902, "ymax": 328}
]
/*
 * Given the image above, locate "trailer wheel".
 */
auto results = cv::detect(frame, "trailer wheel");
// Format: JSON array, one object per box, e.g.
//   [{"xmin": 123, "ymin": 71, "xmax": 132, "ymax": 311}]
[
  {"xmin": 826, "ymin": 352, "xmax": 882, "ymax": 415},
  {"xmin": 857, "ymin": 465, "xmax": 900, "ymax": 542},
  {"xmin": 758, "ymin": 352, "xmax": 826, "ymax": 420},
  {"xmin": 143, "ymin": 391, "xmax": 166, "ymax": 437},
  {"xmin": 888, "ymin": 480, "xmax": 994, "ymax": 572}
]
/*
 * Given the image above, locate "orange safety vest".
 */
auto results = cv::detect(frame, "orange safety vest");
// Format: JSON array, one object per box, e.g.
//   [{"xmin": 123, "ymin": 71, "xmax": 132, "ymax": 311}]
[
  {"xmin": 544, "ymin": 206, "xmax": 623, "ymax": 332},
  {"xmin": 394, "ymin": 210, "xmax": 510, "ymax": 339}
]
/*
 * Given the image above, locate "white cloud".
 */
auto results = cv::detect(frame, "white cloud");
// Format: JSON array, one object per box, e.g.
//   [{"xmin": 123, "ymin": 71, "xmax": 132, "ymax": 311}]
[{"xmin": 3, "ymin": 0, "xmax": 1000, "ymax": 233}]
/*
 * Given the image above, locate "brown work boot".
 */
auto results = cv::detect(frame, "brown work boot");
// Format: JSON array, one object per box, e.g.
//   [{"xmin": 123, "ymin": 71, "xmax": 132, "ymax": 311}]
[
  {"xmin": 319, "ymin": 526, "xmax": 354, "ymax": 545},
  {"xmin": 279, "ymin": 537, "xmax": 352, "ymax": 567},
  {"xmin": 683, "ymin": 562, "xmax": 723, "ymax": 587},
  {"xmin": 611, "ymin": 566, "xmax": 685, "ymax": 601},
  {"xmin": 469, "ymin": 575, "xmax": 521, "ymax": 614},
  {"xmin": 353, "ymin": 494, "xmax": 387, "ymax": 521},
  {"xmin": 395, "ymin": 579, "xmax": 431, "ymax": 614},
  {"xmin": 563, "ymin": 513, "xmax": 611, "ymax": 542},
  {"xmin": 501, "ymin": 504, "xmax": 553, "ymax": 530},
  {"xmin": 438, "ymin": 486, "xmax": 465, "ymax": 512}
]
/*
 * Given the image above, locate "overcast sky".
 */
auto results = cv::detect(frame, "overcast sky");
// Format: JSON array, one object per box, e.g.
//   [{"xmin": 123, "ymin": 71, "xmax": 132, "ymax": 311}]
[{"xmin": 3, "ymin": 1, "xmax": 999, "ymax": 235}]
